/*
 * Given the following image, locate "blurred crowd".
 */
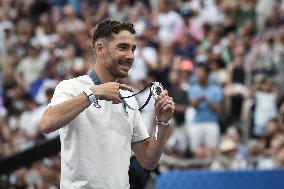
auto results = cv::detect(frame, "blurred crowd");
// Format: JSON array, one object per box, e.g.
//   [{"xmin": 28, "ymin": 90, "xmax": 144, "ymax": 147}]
[{"xmin": 1, "ymin": 0, "xmax": 284, "ymax": 188}]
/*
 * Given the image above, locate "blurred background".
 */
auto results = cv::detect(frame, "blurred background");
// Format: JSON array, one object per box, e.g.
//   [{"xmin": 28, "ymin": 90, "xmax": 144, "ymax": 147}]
[{"xmin": 0, "ymin": 0, "xmax": 284, "ymax": 188}]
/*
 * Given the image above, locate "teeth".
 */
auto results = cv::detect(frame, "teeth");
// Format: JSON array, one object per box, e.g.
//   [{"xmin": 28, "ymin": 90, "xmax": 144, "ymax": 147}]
[
  {"xmin": 122, "ymin": 65, "xmax": 130, "ymax": 68},
  {"xmin": 119, "ymin": 60, "xmax": 132, "ymax": 67},
  {"xmin": 120, "ymin": 63, "xmax": 131, "ymax": 67}
]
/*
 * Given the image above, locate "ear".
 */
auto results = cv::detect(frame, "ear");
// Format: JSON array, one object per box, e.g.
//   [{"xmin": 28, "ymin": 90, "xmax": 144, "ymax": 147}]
[{"xmin": 94, "ymin": 41, "xmax": 104, "ymax": 55}]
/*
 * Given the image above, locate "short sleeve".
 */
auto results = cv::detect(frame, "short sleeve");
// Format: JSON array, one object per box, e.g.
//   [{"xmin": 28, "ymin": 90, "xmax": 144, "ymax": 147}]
[
  {"xmin": 131, "ymin": 110, "xmax": 150, "ymax": 143},
  {"xmin": 48, "ymin": 80, "xmax": 76, "ymax": 107}
]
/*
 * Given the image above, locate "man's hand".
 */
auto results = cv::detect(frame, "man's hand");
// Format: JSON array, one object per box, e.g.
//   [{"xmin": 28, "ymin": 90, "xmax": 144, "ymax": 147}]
[
  {"xmin": 155, "ymin": 90, "xmax": 175, "ymax": 122},
  {"xmin": 90, "ymin": 82, "xmax": 134, "ymax": 104}
]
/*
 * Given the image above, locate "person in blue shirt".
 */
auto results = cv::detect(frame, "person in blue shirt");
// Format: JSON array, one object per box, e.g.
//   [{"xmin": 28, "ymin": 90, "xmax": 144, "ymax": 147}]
[{"xmin": 188, "ymin": 63, "xmax": 223, "ymax": 152}]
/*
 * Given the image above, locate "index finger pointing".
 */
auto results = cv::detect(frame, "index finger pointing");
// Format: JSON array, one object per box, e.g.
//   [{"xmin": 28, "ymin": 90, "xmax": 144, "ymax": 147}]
[{"xmin": 118, "ymin": 83, "xmax": 134, "ymax": 92}]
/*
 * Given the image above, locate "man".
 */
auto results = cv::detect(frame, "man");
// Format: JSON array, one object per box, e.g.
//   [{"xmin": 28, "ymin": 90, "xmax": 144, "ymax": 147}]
[
  {"xmin": 39, "ymin": 20, "xmax": 175, "ymax": 189},
  {"xmin": 187, "ymin": 64, "xmax": 223, "ymax": 152}
]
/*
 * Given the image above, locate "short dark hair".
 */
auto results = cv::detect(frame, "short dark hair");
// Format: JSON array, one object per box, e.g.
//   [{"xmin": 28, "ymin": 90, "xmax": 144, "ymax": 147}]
[
  {"xmin": 196, "ymin": 63, "xmax": 210, "ymax": 75},
  {"xmin": 92, "ymin": 20, "xmax": 136, "ymax": 48}
]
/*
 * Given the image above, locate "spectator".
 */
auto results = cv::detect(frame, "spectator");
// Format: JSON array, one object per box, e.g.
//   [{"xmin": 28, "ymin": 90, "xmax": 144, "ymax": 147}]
[
  {"xmin": 276, "ymin": 148, "xmax": 284, "ymax": 168},
  {"xmin": 14, "ymin": 45, "xmax": 45, "ymax": 92},
  {"xmin": 255, "ymin": 0, "xmax": 277, "ymax": 33},
  {"xmin": 168, "ymin": 70, "xmax": 189, "ymax": 127},
  {"xmin": 109, "ymin": 0, "xmax": 131, "ymax": 21},
  {"xmin": 187, "ymin": 64, "xmax": 223, "ymax": 152},
  {"xmin": 235, "ymin": 0, "xmax": 256, "ymax": 31},
  {"xmin": 155, "ymin": 0, "xmax": 184, "ymax": 43},
  {"xmin": 58, "ymin": 4, "xmax": 85, "ymax": 34},
  {"xmin": 93, "ymin": 1, "xmax": 109, "ymax": 23},
  {"xmin": 265, "ymin": 118, "xmax": 284, "ymax": 156},
  {"xmin": 223, "ymin": 47, "xmax": 249, "ymax": 131},
  {"xmin": 253, "ymin": 78, "xmax": 278, "ymax": 137},
  {"xmin": 174, "ymin": 32, "xmax": 197, "ymax": 59},
  {"xmin": 211, "ymin": 137, "xmax": 246, "ymax": 170},
  {"xmin": 165, "ymin": 70, "xmax": 190, "ymax": 158},
  {"xmin": 247, "ymin": 139, "xmax": 275, "ymax": 169},
  {"xmin": 18, "ymin": 93, "xmax": 45, "ymax": 140},
  {"xmin": 279, "ymin": 103, "xmax": 284, "ymax": 128}
]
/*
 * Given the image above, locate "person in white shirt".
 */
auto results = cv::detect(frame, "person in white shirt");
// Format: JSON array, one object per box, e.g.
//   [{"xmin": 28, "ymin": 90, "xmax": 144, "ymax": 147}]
[{"xmin": 39, "ymin": 20, "xmax": 175, "ymax": 189}]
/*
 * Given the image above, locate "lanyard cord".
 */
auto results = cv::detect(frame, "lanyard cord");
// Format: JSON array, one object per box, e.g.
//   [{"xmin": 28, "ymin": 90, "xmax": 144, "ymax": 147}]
[
  {"xmin": 88, "ymin": 70, "xmax": 154, "ymax": 111},
  {"xmin": 121, "ymin": 82, "xmax": 153, "ymax": 111}
]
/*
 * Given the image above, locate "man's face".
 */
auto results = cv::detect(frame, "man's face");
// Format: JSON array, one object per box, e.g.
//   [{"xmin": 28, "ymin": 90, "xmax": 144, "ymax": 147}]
[
  {"xmin": 267, "ymin": 121, "xmax": 278, "ymax": 135},
  {"xmin": 103, "ymin": 30, "xmax": 136, "ymax": 78},
  {"xmin": 195, "ymin": 67, "xmax": 208, "ymax": 84}
]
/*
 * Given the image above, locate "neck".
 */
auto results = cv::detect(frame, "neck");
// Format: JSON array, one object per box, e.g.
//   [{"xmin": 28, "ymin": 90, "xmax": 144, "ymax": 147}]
[
  {"xmin": 200, "ymin": 80, "xmax": 207, "ymax": 87},
  {"xmin": 172, "ymin": 83, "xmax": 181, "ymax": 90},
  {"xmin": 93, "ymin": 61, "xmax": 117, "ymax": 83}
]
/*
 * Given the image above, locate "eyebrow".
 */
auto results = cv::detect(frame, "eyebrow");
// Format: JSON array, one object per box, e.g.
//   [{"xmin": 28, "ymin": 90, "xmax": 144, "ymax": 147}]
[{"xmin": 117, "ymin": 43, "xmax": 136, "ymax": 49}]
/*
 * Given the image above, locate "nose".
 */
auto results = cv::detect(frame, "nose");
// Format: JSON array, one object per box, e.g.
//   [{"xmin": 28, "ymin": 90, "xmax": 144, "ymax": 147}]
[{"xmin": 126, "ymin": 50, "xmax": 134, "ymax": 60}]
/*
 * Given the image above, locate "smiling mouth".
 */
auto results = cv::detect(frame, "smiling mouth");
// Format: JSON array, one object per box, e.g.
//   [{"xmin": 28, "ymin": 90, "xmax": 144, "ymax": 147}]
[{"xmin": 119, "ymin": 61, "xmax": 132, "ymax": 69}]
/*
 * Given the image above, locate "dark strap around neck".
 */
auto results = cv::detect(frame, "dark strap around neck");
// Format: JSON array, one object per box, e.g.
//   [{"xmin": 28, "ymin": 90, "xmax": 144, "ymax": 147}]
[{"xmin": 89, "ymin": 70, "xmax": 102, "ymax": 85}]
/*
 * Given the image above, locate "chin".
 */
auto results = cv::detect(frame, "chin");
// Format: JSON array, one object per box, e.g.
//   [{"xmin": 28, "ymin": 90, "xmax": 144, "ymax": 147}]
[
  {"xmin": 116, "ymin": 68, "xmax": 130, "ymax": 78},
  {"xmin": 112, "ymin": 70, "xmax": 128, "ymax": 78},
  {"xmin": 117, "ymin": 72, "xmax": 129, "ymax": 78}
]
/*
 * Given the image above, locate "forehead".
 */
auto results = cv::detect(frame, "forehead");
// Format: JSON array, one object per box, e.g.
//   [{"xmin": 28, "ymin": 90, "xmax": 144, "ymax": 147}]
[
  {"xmin": 110, "ymin": 30, "xmax": 136, "ymax": 46},
  {"xmin": 195, "ymin": 67, "xmax": 204, "ymax": 73}
]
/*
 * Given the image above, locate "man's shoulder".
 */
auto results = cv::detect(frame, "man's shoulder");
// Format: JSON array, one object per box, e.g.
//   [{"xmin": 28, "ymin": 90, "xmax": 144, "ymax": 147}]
[
  {"xmin": 54, "ymin": 75, "xmax": 92, "ymax": 94},
  {"xmin": 70, "ymin": 75, "xmax": 92, "ymax": 84},
  {"xmin": 58, "ymin": 75, "xmax": 92, "ymax": 86}
]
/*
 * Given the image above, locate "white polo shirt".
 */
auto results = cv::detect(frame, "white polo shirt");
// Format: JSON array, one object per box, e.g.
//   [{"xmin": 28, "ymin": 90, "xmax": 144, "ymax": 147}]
[{"xmin": 48, "ymin": 75, "xmax": 150, "ymax": 189}]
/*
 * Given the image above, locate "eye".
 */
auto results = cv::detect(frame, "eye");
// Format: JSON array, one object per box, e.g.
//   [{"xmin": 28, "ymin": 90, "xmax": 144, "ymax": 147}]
[
  {"xmin": 118, "ymin": 44, "xmax": 128, "ymax": 51},
  {"xmin": 132, "ymin": 46, "xmax": 136, "ymax": 53}
]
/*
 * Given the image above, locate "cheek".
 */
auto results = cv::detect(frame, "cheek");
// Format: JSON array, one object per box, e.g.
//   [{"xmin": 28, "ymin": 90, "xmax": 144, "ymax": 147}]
[
  {"xmin": 112, "ymin": 51, "xmax": 125, "ymax": 60},
  {"xmin": 105, "ymin": 50, "xmax": 116, "ymax": 62},
  {"xmin": 105, "ymin": 54, "xmax": 120, "ymax": 71}
]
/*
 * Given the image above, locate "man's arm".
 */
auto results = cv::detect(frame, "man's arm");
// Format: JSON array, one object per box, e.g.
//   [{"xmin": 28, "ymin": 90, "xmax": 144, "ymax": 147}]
[
  {"xmin": 208, "ymin": 101, "xmax": 221, "ymax": 112},
  {"xmin": 131, "ymin": 125, "xmax": 172, "ymax": 170},
  {"xmin": 39, "ymin": 93, "xmax": 91, "ymax": 133},
  {"xmin": 191, "ymin": 96, "xmax": 221, "ymax": 112},
  {"xmin": 191, "ymin": 97, "xmax": 204, "ymax": 108},
  {"xmin": 39, "ymin": 81, "xmax": 134, "ymax": 134},
  {"xmin": 131, "ymin": 90, "xmax": 175, "ymax": 170}
]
